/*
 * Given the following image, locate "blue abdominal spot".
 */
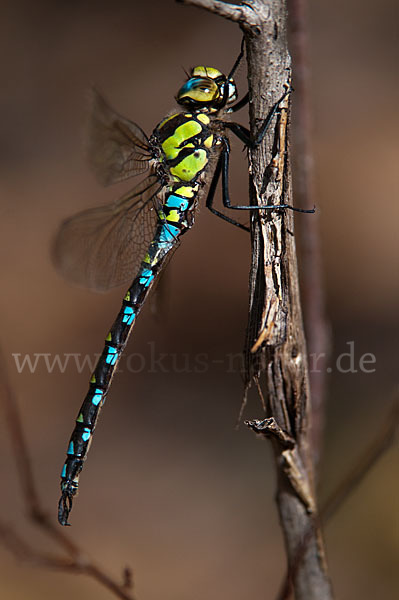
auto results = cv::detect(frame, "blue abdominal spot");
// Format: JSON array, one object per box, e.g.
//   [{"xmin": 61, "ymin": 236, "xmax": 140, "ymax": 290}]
[
  {"xmin": 92, "ymin": 389, "xmax": 103, "ymax": 406},
  {"xmin": 159, "ymin": 223, "xmax": 180, "ymax": 243},
  {"xmin": 165, "ymin": 194, "xmax": 189, "ymax": 211},
  {"xmin": 122, "ymin": 306, "xmax": 136, "ymax": 325},
  {"xmin": 105, "ymin": 346, "xmax": 118, "ymax": 365},
  {"xmin": 139, "ymin": 268, "xmax": 155, "ymax": 287},
  {"xmin": 81, "ymin": 428, "xmax": 91, "ymax": 442}
]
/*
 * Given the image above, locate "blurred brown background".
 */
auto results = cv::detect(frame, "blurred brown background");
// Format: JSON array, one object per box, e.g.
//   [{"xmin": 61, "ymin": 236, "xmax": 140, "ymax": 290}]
[{"xmin": 0, "ymin": 1, "xmax": 397, "ymax": 599}]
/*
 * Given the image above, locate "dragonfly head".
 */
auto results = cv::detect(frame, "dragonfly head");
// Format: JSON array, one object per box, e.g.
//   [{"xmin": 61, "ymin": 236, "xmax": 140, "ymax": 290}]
[{"xmin": 176, "ymin": 66, "xmax": 237, "ymax": 111}]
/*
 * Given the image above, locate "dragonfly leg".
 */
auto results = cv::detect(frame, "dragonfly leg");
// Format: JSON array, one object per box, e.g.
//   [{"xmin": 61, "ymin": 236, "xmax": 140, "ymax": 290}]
[
  {"xmin": 220, "ymin": 136, "xmax": 315, "ymax": 214},
  {"xmin": 225, "ymin": 88, "xmax": 291, "ymax": 147},
  {"xmin": 219, "ymin": 37, "xmax": 247, "ymax": 108},
  {"xmin": 251, "ymin": 88, "xmax": 291, "ymax": 147},
  {"xmin": 205, "ymin": 150, "xmax": 250, "ymax": 231},
  {"xmin": 224, "ymin": 122, "xmax": 251, "ymax": 144},
  {"xmin": 228, "ymin": 36, "xmax": 246, "ymax": 80},
  {"xmin": 227, "ymin": 92, "xmax": 249, "ymax": 114}
]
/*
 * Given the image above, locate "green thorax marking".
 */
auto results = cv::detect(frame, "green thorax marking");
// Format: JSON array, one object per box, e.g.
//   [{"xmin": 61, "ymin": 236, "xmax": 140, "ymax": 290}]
[
  {"xmin": 161, "ymin": 120, "xmax": 201, "ymax": 160},
  {"xmin": 170, "ymin": 149, "xmax": 208, "ymax": 181},
  {"xmin": 156, "ymin": 112, "xmax": 215, "ymax": 183}
]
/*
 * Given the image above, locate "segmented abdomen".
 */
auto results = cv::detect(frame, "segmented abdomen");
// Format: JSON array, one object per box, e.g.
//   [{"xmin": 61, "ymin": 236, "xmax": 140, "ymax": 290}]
[{"xmin": 59, "ymin": 187, "xmax": 198, "ymax": 525}]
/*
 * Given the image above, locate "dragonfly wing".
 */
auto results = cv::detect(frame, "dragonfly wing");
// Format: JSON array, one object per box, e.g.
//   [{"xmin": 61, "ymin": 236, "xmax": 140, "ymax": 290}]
[
  {"xmin": 88, "ymin": 89, "xmax": 153, "ymax": 186},
  {"xmin": 53, "ymin": 175, "xmax": 164, "ymax": 291}
]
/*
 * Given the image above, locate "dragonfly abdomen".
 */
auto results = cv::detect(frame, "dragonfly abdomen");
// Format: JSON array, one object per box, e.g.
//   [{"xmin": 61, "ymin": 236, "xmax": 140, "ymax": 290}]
[{"xmin": 58, "ymin": 182, "xmax": 197, "ymax": 525}]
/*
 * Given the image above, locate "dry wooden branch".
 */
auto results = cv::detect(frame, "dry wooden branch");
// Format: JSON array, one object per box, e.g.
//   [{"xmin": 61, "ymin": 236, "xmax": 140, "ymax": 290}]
[
  {"xmin": 177, "ymin": 0, "xmax": 261, "ymax": 26},
  {"xmin": 243, "ymin": 4, "xmax": 332, "ymax": 598},
  {"xmin": 178, "ymin": 1, "xmax": 333, "ymax": 598},
  {"xmin": 276, "ymin": 395, "xmax": 398, "ymax": 599}
]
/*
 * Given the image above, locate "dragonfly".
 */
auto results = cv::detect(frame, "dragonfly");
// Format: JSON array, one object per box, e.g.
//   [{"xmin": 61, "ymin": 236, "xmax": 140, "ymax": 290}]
[{"xmin": 55, "ymin": 44, "xmax": 314, "ymax": 526}]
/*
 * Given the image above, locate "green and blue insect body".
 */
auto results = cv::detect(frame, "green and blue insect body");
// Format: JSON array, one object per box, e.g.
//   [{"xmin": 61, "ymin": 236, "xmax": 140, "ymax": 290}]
[{"xmin": 56, "ymin": 66, "xmax": 239, "ymax": 525}]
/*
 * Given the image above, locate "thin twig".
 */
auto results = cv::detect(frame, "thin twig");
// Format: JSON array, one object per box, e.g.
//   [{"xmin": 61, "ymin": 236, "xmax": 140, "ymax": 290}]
[
  {"xmin": 275, "ymin": 396, "xmax": 399, "ymax": 600},
  {"xmin": 0, "ymin": 520, "xmax": 76, "ymax": 569},
  {"xmin": 0, "ymin": 345, "xmax": 136, "ymax": 600},
  {"xmin": 176, "ymin": 0, "xmax": 261, "ymax": 27},
  {"xmin": 0, "ymin": 345, "xmax": 79, "ymax": 555},
  {"xmin": 321, "ymin": 396, "xmax": 399, "ymax": 521},
  {"xmin": 0, "ymin": 517, "xmax": 135, "ymax": 599}
]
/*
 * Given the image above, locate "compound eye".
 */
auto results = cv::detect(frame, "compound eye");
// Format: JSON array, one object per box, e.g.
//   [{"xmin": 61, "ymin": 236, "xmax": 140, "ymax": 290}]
[{"xmin": 177, "ymin": 77, "xmax": 220, "ymax": 104}]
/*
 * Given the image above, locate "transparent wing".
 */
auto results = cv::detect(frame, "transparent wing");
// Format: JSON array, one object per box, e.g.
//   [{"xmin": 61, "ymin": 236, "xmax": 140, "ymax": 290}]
[
  {"xmin": 53, "ymin": 175, "xmax": 163, "ymax": 291},
  {"xmin": 88, "ymin": 89, "xmax": 153, "ymax": 186}
]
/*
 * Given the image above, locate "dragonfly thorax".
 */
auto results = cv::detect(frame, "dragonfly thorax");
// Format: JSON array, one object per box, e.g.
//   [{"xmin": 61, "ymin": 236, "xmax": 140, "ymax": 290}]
[{"xmin": 176, "ymin": 66, "xmax": 237, "ymax": 112}]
